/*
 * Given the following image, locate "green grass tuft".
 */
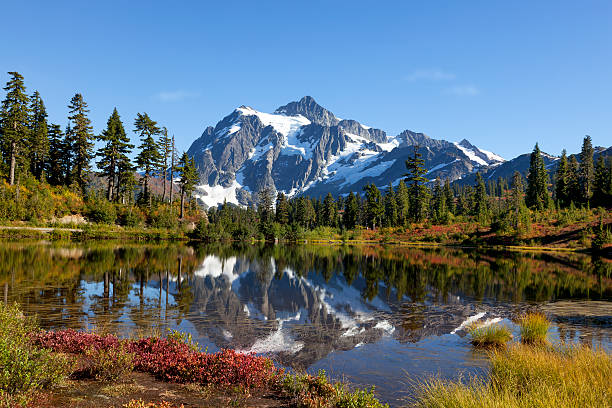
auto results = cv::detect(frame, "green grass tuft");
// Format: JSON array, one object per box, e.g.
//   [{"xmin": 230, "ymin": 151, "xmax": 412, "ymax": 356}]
[
  {"xmin": 468, "ymin": 324, "xmax": 512, "ymax": 348},
  {"xmin": 519, "ymin": 313, "xmax": 550, "ymax": 345}
]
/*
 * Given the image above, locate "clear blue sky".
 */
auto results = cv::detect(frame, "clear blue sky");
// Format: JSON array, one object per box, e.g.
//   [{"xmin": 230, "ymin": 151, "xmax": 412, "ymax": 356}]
[{"xmin": 2, "ymin": 0, "xmax": 611, "ymax": 159}]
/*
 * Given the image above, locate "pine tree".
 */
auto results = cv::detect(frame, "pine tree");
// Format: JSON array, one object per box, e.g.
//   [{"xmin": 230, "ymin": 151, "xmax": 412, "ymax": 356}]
[
  {"xmin": 509, "ymin": 171, "xmax": 529, "ymax": 231},
  {"xmin": 296, "ymin": 197, "xmax": 316, "ymax": 229},
  {"xmin": 0, "ymin": 72, "xmax": 30, "ymax": 185},
  {"xmin": 364, "ymin": 184, "xmax": 383, "ymax": 229},
  {"xmin": 134, "ymin": 113, "xmax": 162, "ymax": 207},
  {"xmin": 404, "ymin": 145, "xmax": 429, "ymax": 222},
  {"xmin": 431, "ymin": 178, "xmax": 447, "ymax": 223},
  {"xmin": 395, "ymin": 179, "xmax": 410, "ymax": 225},
  {"xmin": 567, "ymin": 155, "xmax": 580, "ymax": 204},
  {"xmin": 525, "ymin": 143, "xmax": 550, "ymax": 211},
  {"xmin": 384, "ymin": 183, "xmax": 398, "ymax": 227},
  {"xmin": 177, "ymin": 152, "xmax": 198, "ymax": 219},
  {"xmin": 593, "ymin": 155, "xmax": 610, "ymax": 207},
  {"xmin": 169, "ymin": 134, "xmax": 178, "ymax": 206},
  {"xmin": 275, "ymin": 192, "xmax": 290, "ymax": 224},
  {"xmin": 28, "ymin": 91, "xmax": 49, "ymax": 180},
  {"xmin": 343, "ymin": 192, "xmax": 359, "ymax": 229},
  {"xmin": 443, "ymin": 179, "xmax": 455, "ymax": 215},
  {"xmin": 555, "ymin": 149, "xmax": 569, "ymax": 206},
  {"xmin": 159, "ymin": 127, "xmax": 172, "ymax": 202},
  {"xmin": 67, "ymin": 93, "xmax": 94, "ymax": 193},
  {"xmin": 473, "ymin": 172, "xmax": 488, "ymax": 221},
  {"xmin": 47, "ymin": 124, "xmax": 65, "ymax": 186},
  {"xmin": 579, "ymin": 135, "xmax": 595, "ymax": 203},
  {"xmin": 257, "ymin": 187, "xmax": 274, "ymax": 224},
  {"xmin": 322, "ymin": 192, "xmax": 337, "ymax": 227},
  {"xmin": 96, "ymin": 108, "xmax": 133, "ymax": 201}
]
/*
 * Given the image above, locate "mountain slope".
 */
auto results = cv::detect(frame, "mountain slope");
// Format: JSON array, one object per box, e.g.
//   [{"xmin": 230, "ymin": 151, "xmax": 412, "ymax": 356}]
[{"xmin": 187, "ymin": 96, "xmax": 505, "ymax": 206}]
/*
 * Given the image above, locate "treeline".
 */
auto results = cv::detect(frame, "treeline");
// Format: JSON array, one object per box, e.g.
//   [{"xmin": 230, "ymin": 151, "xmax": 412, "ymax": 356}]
[
  {"xmin": 0, "ymin": 71, "xmax": 199, "ymax": 225},
  {"xmin": 199, "ymin": 141, "xmax": 612, "ymax": 243}
]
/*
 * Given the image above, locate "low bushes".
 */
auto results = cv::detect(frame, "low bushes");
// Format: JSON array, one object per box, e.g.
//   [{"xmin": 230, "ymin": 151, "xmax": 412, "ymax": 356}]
[
  {"xmin": 0, "ymin": 303, "xmax": 73, "ymax": 406},
  {"xmin": 82, "ymin": 343, "xmax": 135, "ymax": 382},
  {"xmin": 519, "ymin": 313, "xmax": 550, "ymax": 345},
  {"xmin": 468, "ymin": 324, "xmax": 512, "ymax": 348},
  {"xmin": 279, "ymin": 371, "xmax": 388, "ymax": 408},
  {"xmin": 414, "ymin": 344, "xmax": 612, "ymax": 408}
]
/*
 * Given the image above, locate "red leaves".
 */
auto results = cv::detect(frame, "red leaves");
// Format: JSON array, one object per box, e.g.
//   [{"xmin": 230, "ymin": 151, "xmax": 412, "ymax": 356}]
[{"xmin": 31, "ymin": 329, "xmax": 277, "ymax": 389}]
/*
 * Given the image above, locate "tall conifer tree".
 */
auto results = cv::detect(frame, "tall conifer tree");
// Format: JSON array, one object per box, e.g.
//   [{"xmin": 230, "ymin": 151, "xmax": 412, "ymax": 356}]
[
  {"xmin": 47, "ymin": 124, "xmax": 65, "ymax": 186},
  {"xmin": 525, "ymin": 143, "xmax": 550, "ymax": 210},
  {"xmin": 134, "ymin": 113, "xmax": 162, "ymax": 207},
  {"xmin": 555, "ymin": 149, "xmax": 569, "ymax": 206},
  {"xmin": 0, "ymin": 72, "xmax": 30, "ymax": 185},
  {"xmin": 97, "ymin": 108, "xmax": 133, "ymax": 201},
  {"xmin": 28, "ymin": 91, "xmax": 49, "ymax": 180},
  {"xmin": 67, "ymin": 93, "xmax": 94, "ymax": 192},
  {"xmin": 404, "ymin": 145, "xmax": 429, "ymax": 222},
  {"xmin": 579, "ymin": 135, "xmax": 595, "ymax": 203}
]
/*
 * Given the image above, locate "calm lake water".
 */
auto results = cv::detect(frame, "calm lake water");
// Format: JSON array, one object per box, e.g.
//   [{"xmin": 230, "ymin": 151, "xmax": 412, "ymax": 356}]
[{"xmin": 1, "ymin": 241, "xmax": 611, "ymax": 406}]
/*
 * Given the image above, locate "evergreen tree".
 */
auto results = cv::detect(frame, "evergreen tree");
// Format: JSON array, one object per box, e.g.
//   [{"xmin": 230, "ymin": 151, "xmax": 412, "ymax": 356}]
[
  {"xmin": 443, "ymin": 179, "xmax": 455, "ymax": 215},
  {"xmin": 296, "ymin": 196, "xmax": 316, "ymax": 229},
  {"xmin": 383, "ymin": 183, "xmax": 398, "ymax": 227},
  {"xmin": 257, "ymin": 187, "xmax": 274, "ymax": 224},
  {"xmin": 473, "ymin": 172, "xmax": 488, "ymax": 221},
  {"xmin": 96, "ymin": 108, "xmax": 133, "ymax": 201},
  {"xmin": 275, "ymin": 192, "xmax": 290, "ymax": 224},
  {"xmin": 61, "ymin": 124, "xmax": 73, "ymax": 185},
  {"xmin": 169, "ymin": 134, "xmax": 178, "ymax": 205},
  {"xmin": 579, "ymin": 135, "xmax": 595, "ymax": 203},
  {"xmin": 567, "ymin": 155, "xmax": 580, "ymax": 204},
  {"xmin": 364, "ymin": 184, "xmax": 384, "ymax": 229},
  {"xmin": 395, "ymin": 180, "xmax": 410, "ymax": 226},
  {"xmin": 593, "ymin": 155, "xmax": 610, "ymax": 207},
  {"xmin": 322, "ymin": 192, "xmax": 337, "ymax": 227},
  {"xmin": 28, "ymin": 91, "xmax": 49, "ymax": 180},
  {"xmin": 0, "ymin": 72, "xmax": 30, "ymax": 185},
  {"xmin": 525, "ymin": 143, "xmax": 550, "ymax": 211},
  {"xmin": 343, "ymin": 192, "xmax": 359, "ymax": 229},
  {"xmin": 177, "ymin": 152, "xmax": 198, "ymax": 219},
  {"xmin": 134, "ymin": 113, "xmax": 162, "ymax": 207},
  {"xmin": 404, "ymin": 145, "xmax": 429, "ymax": 222},
  {"xmin": 159, "ymin": 127, "xmax": 172, "ymax": 202},
  {"xmin": 555, "ymin": 149, "xmax": 569, "ymax": 206},
  {"xmin": 509, "ymin": 170, "xmax": 529, "ymax": 232},
  {"xmin": 431, "ymin": 178, "xmax": 447, "ymax": 223},
  {"xmin": 47, "ymin": 124, "xmax": 65, "ymax": 186},
  {"xmin": 67, "ymin": 93, "xmax": 94, "ymax": 192}
]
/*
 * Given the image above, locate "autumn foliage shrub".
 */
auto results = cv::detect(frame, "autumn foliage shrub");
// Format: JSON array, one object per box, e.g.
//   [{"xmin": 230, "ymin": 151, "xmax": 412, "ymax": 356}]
[{"xmin": 32, "ymin": 329, "xmax": 277, "ymax": 389}]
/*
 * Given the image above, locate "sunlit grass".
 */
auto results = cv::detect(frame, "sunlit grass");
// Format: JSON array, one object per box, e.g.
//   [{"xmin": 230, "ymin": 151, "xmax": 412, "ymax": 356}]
[
  {"xmin": 519, "ymin": 313, "xmax": 550, "ymax": 345},
  {"xmin": 468, "ymin": 324, "xmax": 512, "ymax": 348},
  {"xmin": 413, "ymin": 344, "xmax": 612, "ymax": 408}
]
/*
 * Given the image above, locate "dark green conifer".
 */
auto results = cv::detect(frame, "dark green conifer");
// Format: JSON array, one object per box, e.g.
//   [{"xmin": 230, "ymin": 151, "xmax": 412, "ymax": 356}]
[
  {"xmin": 177, "ymin": 152, "xmax": 198, "ymax": 219},
  {"xmin": 67, "ymin": 93, "xmax": 94, "ymax": 193},
  {"xmin": 28, "ymin": 91, "xmax": 49, "ymax": 180},
  {"xmin": 97, "ymin": 108, "xmax": 133, "ymax": 201},
  {"xmin": 0, "ymin": 72, "xmax": 30, "ymax": 185},
  {"xmin": 579, "ymin": 135, "xmax": 595, "ymax": 203},
  {"xmin": 134, "ymin": 113, "xmax": 162, "ymax": 207},
  {"xmin": 525, "ymin": 143, "xmax": 550, "ymax": 211}
]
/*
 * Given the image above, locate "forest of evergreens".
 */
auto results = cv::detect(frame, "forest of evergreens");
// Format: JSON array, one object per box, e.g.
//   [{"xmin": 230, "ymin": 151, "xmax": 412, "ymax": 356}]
[{"xmin": 1, "ymin": 71, "xmax": 611, "ymax": 248}]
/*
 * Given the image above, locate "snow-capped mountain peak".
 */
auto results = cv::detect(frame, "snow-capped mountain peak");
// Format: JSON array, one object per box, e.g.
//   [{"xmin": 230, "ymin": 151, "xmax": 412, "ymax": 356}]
[{"xmin": 187, "ymin": 97, "xmax": 507, "ymax": 207}]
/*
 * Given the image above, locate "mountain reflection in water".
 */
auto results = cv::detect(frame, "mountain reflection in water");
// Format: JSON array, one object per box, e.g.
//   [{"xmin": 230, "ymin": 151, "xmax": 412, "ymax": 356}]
[{"xmin": 1, "ymin": 242, "xmax": 611, "ymax": 406}]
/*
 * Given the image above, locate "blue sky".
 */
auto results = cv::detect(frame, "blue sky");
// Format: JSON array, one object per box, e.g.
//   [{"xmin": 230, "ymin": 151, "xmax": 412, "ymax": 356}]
[{"xmin": 2, "ymin": 1, "xmax": 611, "ymax": 159}]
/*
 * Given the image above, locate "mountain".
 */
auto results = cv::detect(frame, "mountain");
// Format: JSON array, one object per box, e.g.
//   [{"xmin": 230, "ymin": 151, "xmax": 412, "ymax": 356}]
[{"xmin": 187, "ymin": 96, "xmax": 507, "ymax": 207}]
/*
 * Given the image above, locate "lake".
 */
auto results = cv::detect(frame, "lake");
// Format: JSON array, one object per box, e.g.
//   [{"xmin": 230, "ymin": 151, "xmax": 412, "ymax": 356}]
[{"xmin": 1, "ymin": 241, "xmax": 611, "ymax": 406}]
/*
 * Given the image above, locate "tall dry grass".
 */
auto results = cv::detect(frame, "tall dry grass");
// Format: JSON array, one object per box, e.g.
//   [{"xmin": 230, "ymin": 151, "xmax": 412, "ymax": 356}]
[{"xmin": 413, "ymin": 343, "xmax": 612, "ymax": 407}]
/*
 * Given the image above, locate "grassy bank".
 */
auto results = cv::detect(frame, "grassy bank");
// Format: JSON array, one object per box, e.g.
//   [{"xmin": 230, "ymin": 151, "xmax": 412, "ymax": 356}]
[
  {"xmin": 0, "ymin": 302, "xmax": 387, "ymax": 408},
  {"xmin": 0, "ymin": 224, "xmax": 188, "ymax": 241},
  {"xmin": 413, "ymin": 343, "xmax": 612, "ymax": 408}
]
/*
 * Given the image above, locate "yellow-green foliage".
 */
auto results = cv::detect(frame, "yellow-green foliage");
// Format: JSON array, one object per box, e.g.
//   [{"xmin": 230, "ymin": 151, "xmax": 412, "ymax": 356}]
[
  {"xmin": 468, "ymin": 324, "xmax": 512, "ymax": 348},
  {"xmin": 519, "ymin": 313, "xmax": 550, "ymax": 345},
  {"xmin": 414, "ymin": 344, "xmax": 612, "ymax": 408},
  {"xmin": 0, "ymin": 303, "xmax": 72, "ymax": 406},
  {"xmin": 0, "ymin": 179, "xmax": 83, "ymax": 222}
]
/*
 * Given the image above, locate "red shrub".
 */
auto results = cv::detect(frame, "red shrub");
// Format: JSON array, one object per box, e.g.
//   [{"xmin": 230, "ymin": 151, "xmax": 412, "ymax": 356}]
[{"xmin": 31, "ymin": 330, "xmax": 277, "ymax": 389}]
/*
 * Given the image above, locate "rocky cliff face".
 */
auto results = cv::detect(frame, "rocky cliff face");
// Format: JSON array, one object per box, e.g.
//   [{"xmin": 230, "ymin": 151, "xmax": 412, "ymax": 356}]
[{"xmin": 187, "ymin": 96, "xmax": 506, "ymax": 207}]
